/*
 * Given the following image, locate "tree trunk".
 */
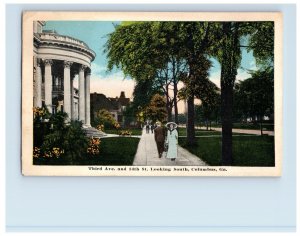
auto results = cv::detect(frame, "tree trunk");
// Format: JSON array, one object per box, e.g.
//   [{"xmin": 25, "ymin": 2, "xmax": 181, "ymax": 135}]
[
  {"xmin": 186, "ymin": 95, "xmax": 195, "ymax": 146},
  {"xmin": 173, "ymin": 81, "xmax": 179, "ymax": 124},
  {"xmin": 166, "ymin": 84, "xmax": 172, "ymax": 122},
  {"xmin": 221, "ymin": 80, "xmax": 233, "ymax": 165},
  {"xmin": 260, "ymin": 115, "xmax": 263, "ymax": 136},
  {"xmin": 167, "ymin": 105, "xmax": 172, "ymax": 122},
  {"xmin": 220, "ymin": 22, "xmax": 239, "ymax": 166}
]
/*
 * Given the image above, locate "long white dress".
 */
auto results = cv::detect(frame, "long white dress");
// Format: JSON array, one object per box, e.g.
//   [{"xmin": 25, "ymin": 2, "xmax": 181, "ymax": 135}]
[{"xmin": 166, "ymin": 129, "xmax": 178, "ymax": 159}]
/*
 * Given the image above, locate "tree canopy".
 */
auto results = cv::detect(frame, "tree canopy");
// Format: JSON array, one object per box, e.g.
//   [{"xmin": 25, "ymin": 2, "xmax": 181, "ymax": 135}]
[{"xmin": 104, "ymin": 20, "xmax": 274, "ymax": 164}]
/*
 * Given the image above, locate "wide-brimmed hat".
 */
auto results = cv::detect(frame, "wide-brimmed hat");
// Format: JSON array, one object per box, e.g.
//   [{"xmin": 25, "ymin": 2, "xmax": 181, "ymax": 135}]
[{"xmin": 165, "ymin": 122, "xmax": 178, "ymax": 129}]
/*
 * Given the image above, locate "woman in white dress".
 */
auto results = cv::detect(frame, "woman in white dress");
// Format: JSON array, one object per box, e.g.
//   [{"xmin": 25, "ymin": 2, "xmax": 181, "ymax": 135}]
[{"xmin": 165, "ymin": 122, "xmax": 178, "ymax": 161}]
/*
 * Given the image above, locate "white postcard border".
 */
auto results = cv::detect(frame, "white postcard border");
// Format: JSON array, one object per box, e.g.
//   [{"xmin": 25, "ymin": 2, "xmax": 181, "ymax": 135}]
[{"xmin": 22, "ymin": 11, "xmax": 283, "ymax": 176}]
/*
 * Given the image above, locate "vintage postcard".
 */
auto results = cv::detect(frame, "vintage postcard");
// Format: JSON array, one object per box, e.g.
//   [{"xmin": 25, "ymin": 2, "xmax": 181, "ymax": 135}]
[{"xmin": 22, "ymin": 12, "xmax": 283, "ymax": 176}]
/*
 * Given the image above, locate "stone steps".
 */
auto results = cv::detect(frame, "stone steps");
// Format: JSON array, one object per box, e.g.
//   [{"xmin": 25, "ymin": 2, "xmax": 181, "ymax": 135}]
[{"xmin": 83, "ymin": 127, "xmax": 107, "ymax": 138}]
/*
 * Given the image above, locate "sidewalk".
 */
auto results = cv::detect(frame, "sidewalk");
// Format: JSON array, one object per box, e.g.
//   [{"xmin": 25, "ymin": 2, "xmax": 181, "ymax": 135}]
[
  {"xmin": 213, "ymin": 127, "xmax": 274, "ymax": 136},
  {"xmin": 177, "ymin": 124, "xmax": 274, "ymax": 136},
  {"xmin": 133, "ymin": 128, "xmax": 207, "ymax": 166},
  {"xmin": 100, "ymin": 133, "xmax": 141, "ymax": 138}
]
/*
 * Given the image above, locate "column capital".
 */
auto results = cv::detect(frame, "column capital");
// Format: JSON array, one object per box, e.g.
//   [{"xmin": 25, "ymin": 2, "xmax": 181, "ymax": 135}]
[
  {"xmin": 64, "ymin": 60, "xmax": 73, "ymax": 68},
  {"xmin": 79, "ymin": 64, "xmax": 87, "ymax": 72},
  {"xmin": 44, "ymin": 59, "xmax": 53, "ymax": 66},
  {"xmin": 36, "ymin": 58, "xmax": 42, "ymax": 67}
]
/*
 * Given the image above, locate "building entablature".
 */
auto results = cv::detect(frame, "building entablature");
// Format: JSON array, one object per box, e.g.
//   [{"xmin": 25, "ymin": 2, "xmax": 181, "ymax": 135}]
[{"xmin": 34, "ymin": 32, "xmax": 96, "ymax": 63}]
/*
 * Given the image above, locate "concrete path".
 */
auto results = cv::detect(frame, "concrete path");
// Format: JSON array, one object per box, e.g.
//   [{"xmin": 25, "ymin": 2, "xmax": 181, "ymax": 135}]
[
  {"xmin": 213, "ymin": 127, "xmax": 274, "ymax": 136},
  {"xmin": 178, "ymin": 134, "xmax": 259, "ymax": 138},
  {"xmin": 100, "ymin": 133, "xmax": 141, "ymax": 139},
  {"xmin": 133, "ymin": 128, "xmax": 207, "ymax": 166},
  {"xmin": 178, "ymin": 124, "xmax": 274, "ymax": 136}
]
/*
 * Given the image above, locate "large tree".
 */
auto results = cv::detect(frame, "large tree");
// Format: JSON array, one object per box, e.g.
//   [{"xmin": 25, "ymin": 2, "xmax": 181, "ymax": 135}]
[
  {"xmin": 217, "ymin": 22, "xmax": 242, "ymax": 165},
  {"xmin": 177, "ymin": 22, "xmax": 222, "ymax": 145},
  {"xmin": 105, "ymin": 22, "xmax": 183, "ymax": 122},
  {"xmin": 247, "ymin": 22, "xmax": 274, "ymax": 68},
  {"xmin": 214, "ymin": 21, "xmax": 274, "ymax": 165},
  {"xmin": 195, "ymin": 79, "xmax": 220, "ymax": 130},
  {"xmin": 234, "ymin": 68, "xmax": 274, "ymax": 135},
  {"xmin": 145, "ymin": 94, "xmax": 167, "ymax": 123}
]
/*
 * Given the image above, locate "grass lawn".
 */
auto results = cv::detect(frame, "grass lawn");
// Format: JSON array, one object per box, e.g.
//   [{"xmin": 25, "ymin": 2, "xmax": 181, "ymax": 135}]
[
  {"xmin": 178, "ymin": 127, "xmax": 221, "ymax": 136},
  {"xmin": 33, "ymin": 137, "xmax": 140, "ymax": 166},
  {"xmin": 177, "ymin": 127, "xmax": 255, "ymax": 136},
  {"xmin": 104, "ymin": 128, "xmax": 143, "ymax": 135},
  {"xmin": 210, "ymin": 122, "xmax": 274, "ymax": 131},
  {"xmin": 179, "ymin": 136, "xmax": 275, "ymax": 166}
]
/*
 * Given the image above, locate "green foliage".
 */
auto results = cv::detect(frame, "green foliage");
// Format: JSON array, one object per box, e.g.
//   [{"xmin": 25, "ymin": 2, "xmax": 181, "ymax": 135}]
[
  {"xmin": 179, "ymin": 136, "xmax": 275, "ymax": 166},
  {"xmin": 63, "ymin": 120, "xmax": 89, "ymax": 162},
  {"xmin": 248, "ymin": 22, "xmax": 274, "ymax": 68},
  {"xmin": 94, "ymin": 109, "xmax": 117, "ymax": 129},
  {"xmin": 177, "ymin": 114, "xmax": 187, "ymax": 124},
  {"xmin": 178, "ymin": 55, "xmax": 213, "ymax": 99},
  {"xmin": 219, "ymin": 22, "xmax": 242, "ymax": 88},
  {"xmin": 33, "ymin": 106, "xmax": 52, "ymax": 147},
  {"xmin": 40, "ymin": 111, "xmax": 68, "ymax": 155},
  {"xmin": 105, "ymin": 21, "xmax": 219, "ymax": 110},
  {"xmin": 97, "ymin": 137, "xmax": 140, "ymax": 165},
  {"xmin": 145, "ymin": 94, "xmax": 167, "ymax": 122},
  {"xmin": 34, "ymin": 137, "xmax": 140, "ymax": 166},
  {"xmin": 122, "ymin": 104, "xmax": 136, "ymax": 127},
  {"xmin": 33, "ymin": 106, "xmax": 51, "ymax": 121},
  {"xmin": 178, "ymin": 54, "xmax": 220, "ymax": 125},
  {"xmin": 132, "ymin": 79, "xmax": 162, "ymax": 108},
  {"xmin": 105, "ymin": 22, "xmax": 186, "ymax": 124},
  {"xmin": 33, "ymin": 111, "xmax": 89, "ymax": 163},
  {"xmin": 105, "ymin": 22, "xmax": 162, "ymax": 80},
  {"xmin": 104, "ymin": 128, "xmax": 142, "ymax": 136},
  {"xmin": 50, "ymin": 111, "xmax": 68, "ymax": 130},
  {"xmin": 216, "ymin": 22, "xmax": 243, "ymax": 165},
  {"xmin": 87, "ymin": 137, "xmax": 101, "ymax": 156},
  {"xmin": 178, "ymin": 127, "xmax": 221, "ymax": 136},
  {"xmin": 234, "ymin": 68, "xmax": 274, "ymax": 121},
  {"xmin": 105, "ymin": 20, "xmax": 275, "ymax": 164}
]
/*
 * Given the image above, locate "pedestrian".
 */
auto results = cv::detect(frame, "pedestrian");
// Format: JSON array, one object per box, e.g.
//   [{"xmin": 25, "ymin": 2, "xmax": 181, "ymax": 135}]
[
  {"xmin": 165, "ymin": 122, "xmax": 178, "ymax": 161},
  {"xmin": 154, "ymin": 122, "xmax": 165, "ymax": 158},
  {"xmin": 150, "ymin": 123, "xmax": 154, "ymax": 133},
  {"xmin": 146, "ymin": 124, "xmax": 149, "ymax": 134}
]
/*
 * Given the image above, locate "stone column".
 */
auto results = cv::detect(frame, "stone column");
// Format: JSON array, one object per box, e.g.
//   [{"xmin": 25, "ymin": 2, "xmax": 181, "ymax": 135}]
[
  {"xmin": 85, "ymin": 71, "xmax": 91, "ymax": 126},
  {"xmin": 44, "ymin": 59, "xmax": 53, "ymax": 113},
  {"xmin": 79, "ymin": 65, "xmax": 86, "ymax": 123},
  {"xmin": 70, "ymin": 76, "xmax": 74, "ymax": 120},
  {"xmin": 35, "ymin": 59, "xmax": 42, "ymax": 107},
  {"xmin": 63, "ymin": 61, "xmax": 73, "ymax": 120}
]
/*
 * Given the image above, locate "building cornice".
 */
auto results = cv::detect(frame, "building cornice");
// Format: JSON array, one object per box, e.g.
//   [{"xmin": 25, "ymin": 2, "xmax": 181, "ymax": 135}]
[{"xmin": 35, "ymin": 33, "xmax": 96, "ymax": 61}]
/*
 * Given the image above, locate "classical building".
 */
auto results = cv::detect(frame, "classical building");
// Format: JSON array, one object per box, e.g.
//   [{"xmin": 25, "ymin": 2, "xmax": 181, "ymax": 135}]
[
  {"xmin": 90, "ymin": 91, "xmax": 130, "ymax": 125},
  {"xmin": 33, "ymin": 21, "xmax": 95, "ymax": 127}
]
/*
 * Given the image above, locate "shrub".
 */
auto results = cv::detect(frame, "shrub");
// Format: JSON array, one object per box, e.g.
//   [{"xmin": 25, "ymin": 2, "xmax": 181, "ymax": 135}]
[
  {"xmin": 40, "ymin": 111, "xmax": 68, "ymax": 157},
  {"xmin": 33, "ymin": 110, "xmax": 89, "ymax": 164},
  {"xmin": 33, "ymin": 106, "xmax": 51, "ymax": 147},
  {"xmin": 33, "ymin": 147, "xmax": 41, "ymax": 159},
  {"xmin": 119, "ymin": 130, "xmax": 132, "ymax": 136},
  {"xmin": 94, "ymin": 109, "xmax": 117, "ymax": 130},
  {"xmin": 63, "ymin": 120, "xmax": 89, "ymax": 163},
  {"xmin": 96, "ymin": 124, "xmax": 104, "ymax": 131},
  {"xmin": 87, "ymin": 138, "xmax": 101, "ymax": 156},
  {"xmin": 114, "ymin": 122, "xmax": 121, "ymax": 129}
]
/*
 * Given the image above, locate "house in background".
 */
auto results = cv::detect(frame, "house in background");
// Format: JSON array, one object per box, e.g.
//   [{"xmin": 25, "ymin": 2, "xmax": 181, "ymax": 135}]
[{"xmin": 90, "ymin": 91, "xmax": 130, "ymax": 126}]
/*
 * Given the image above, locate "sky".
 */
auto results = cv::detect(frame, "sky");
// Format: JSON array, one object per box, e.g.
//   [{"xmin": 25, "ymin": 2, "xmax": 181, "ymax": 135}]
[{"xmin": 43, "ymin": 21, "xmax": 257, "ymax": 113}]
